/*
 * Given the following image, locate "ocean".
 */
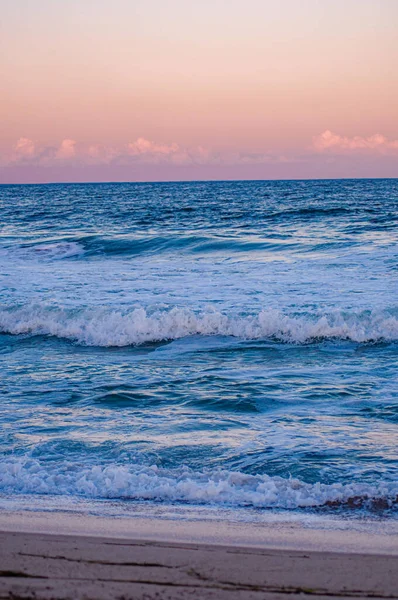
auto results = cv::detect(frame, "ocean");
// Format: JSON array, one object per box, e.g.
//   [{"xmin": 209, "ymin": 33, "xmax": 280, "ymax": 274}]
[{"xmin": 0, "ymin": 179, "xmax": 397, "ymax": 521}]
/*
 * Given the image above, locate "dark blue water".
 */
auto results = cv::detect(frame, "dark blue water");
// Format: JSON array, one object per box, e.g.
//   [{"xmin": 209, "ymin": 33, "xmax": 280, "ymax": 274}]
[{"xmin": 0, "ymin": 179, "xmax": 397, "ymax": 515}]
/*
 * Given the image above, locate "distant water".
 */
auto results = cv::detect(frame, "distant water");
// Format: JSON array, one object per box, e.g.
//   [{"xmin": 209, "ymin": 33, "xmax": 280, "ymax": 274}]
[{"xmin": 1, "ymin": 179, "xmax": 397, "ymax": 518}]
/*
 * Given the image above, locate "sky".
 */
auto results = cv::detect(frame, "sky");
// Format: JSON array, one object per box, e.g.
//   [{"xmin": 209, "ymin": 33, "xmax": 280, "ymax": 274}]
[{"xmin": 1, "ymin": 0, "xmax": 398, "ymax": 183}]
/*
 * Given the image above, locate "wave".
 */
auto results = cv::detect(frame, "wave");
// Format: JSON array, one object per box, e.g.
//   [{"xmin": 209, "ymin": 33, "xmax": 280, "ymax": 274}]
[
  {"xmin": 265, "ymin": 206, "xmax": 359, "ymax": 222},
  {"xmin": 0, "ymin": 459, "xmax": 397, "ymax": 510},
  {"xmin": 3, "ymin": 234, "xmax": 301, "ymax": 262},
  {"xmin": 5, "ymin": 224, "xmax": 392, "ymax": 262},
  {"xmin": 29, "ymin": 242, "xmax": 85, "ymax": 259},
  {"xmin": 2, "ymin": 241, "xmax": 85, "ymax": 261},
  {"xmin": 0, "ymin": 304, "xmax": 397, "ymax": 346}
]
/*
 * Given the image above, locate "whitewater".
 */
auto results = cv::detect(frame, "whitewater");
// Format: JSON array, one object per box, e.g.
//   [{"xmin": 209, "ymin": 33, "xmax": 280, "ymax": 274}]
[{"xmin": 0, "ymin": 179, "xmax": 397, "ymax": 518}]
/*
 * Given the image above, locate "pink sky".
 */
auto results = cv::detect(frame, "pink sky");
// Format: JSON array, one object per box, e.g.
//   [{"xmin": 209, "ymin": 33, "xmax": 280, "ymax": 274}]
[{"xmin": 1, "ymin": 0, "xmax": 398, "ymax": 183}]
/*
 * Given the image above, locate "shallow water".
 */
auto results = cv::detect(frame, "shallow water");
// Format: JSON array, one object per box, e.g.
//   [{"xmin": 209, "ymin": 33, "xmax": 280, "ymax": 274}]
[{"xmin": 0, "ymin": 179, "xmax": 397, "ymax": 516}]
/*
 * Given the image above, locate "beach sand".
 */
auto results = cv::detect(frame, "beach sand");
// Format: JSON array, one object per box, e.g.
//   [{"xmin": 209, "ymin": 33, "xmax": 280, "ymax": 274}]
[{"xmin": 1, "ymin": 510, "xmax": 398, "ymax": 599}]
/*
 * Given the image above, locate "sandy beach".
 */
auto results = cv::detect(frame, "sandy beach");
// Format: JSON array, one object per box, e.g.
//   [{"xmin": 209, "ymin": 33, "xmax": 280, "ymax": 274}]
[{"xmin": 1, "ymin": 511, "xmax": 398, "ymax": 600}]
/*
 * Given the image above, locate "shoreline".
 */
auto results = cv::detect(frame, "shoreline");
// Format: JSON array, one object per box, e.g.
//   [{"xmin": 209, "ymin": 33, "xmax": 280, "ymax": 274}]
[
  {"xmin": 1, "ymin": 514, "xmax": 398, "ymax": 600},
  {"xmin": 1, "ymin": 506, "xmax": 398, "ymax": 555}
]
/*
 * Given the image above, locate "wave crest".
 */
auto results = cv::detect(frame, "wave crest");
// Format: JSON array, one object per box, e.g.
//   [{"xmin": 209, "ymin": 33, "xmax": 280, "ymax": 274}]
[
  {"xmin": 0, "ymin": 459, "xmax": 397, "ymax": 510},
  {"xmin": 2, "ymin": 242, "xmax": 85, "ymax": 261},
  {"xmin": 0, "ymin": 305, "xmax": 397, "ymax": 346}
]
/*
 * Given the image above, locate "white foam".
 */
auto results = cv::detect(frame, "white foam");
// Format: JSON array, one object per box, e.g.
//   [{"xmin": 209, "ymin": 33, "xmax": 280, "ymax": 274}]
[
  {"xmin": 0, "ymin": 304, "xmax": 397, "ymax": 346},
  {"xmin": 3, "ymin": 242, "xmax": 85, "ymax": 261},
  {"xmin": 0, "ymin": 459, "xmax": 397, "ymax": 509},
  {"xmin": 31, "ymin": 242, "xmax": 84, "ymax": 259}
]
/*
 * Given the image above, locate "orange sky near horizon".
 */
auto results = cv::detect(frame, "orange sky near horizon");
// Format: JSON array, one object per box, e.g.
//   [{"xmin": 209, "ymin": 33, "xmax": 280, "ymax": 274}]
[{"xmin": 1, "ymin": 0, "xmax": 398, "ymax": 182}]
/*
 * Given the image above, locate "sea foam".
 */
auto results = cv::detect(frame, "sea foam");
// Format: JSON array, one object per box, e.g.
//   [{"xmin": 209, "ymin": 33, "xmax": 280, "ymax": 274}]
[
  {"xmin": 0, "ymin": 458, "xmax": 397, "ymax": 510},
  {"xmin": 1, "ymin": 241, "xmax": 85, "ymax": 261},
  {"xmin": 0, "ymin": 304, "xmax": 397, "ymax": 346}
]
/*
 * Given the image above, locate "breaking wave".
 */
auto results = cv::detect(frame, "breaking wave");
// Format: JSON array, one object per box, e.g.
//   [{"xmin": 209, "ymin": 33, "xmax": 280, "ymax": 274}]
[
  {"xmin": 0, "ymin": 458, "xmax": 397, "ymax": 511},
  {"xmin": 0, "ymin": 304, "xmax": 397, "ymax": 346},
  {"xmin": 1, "ymin": 234, "xmax": 303, "ymax": 260},
  {"xmin": 2, "ymin": 241, "xmax": 85, "ymax": 261}
]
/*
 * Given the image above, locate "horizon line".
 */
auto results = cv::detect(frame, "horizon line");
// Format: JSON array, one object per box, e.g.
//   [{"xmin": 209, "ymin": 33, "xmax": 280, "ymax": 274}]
[{"xmin": 1, "ymin": 176, "xmax": 397, "ymax": 187}]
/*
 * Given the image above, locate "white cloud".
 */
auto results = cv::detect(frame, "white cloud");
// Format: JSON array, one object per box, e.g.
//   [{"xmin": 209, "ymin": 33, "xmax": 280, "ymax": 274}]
[
  {"xmin": 127, "ymin": 137, "xmax": 180, "ymax": 157},
  {"xmin": 13, "ymin": 137, "xmax": 36, "ymax": 159},
  {"xmin": 56, "ymin": 139, "xmax": 77, "ymax": 160},
  {"xmin": 313, "ymin": 130, "xmax": 398, "ymax": 153},
  {"xmin": 125, "ymin": 137, "xmax": 200, "ymax": 165},
  {"xmin": 3, "ymin": 136, "xmax": 304, "ymax": 168}
]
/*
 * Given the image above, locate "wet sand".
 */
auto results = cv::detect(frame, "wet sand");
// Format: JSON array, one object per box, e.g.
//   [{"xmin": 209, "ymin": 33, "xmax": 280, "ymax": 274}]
[{"xmin": 1, "ymin": 511, "xmax": 398, "ymax": 599}]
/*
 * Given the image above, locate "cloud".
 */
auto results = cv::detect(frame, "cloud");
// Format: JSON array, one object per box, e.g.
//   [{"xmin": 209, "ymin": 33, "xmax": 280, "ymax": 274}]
[
  {"xmin": 3, "ymin": 137, "xmax": 203, "ymax": 167},
  {"xmin": 126, "ymin": 137, "xmax": 193, "ymax": 165},
  {"xmin": 13, "ymin": 137, "xmax": 36, "ymax": 160},
  {"xmin": 87, "ymin": 144, "xmax": 118, "ymax": 163},
  {"xmin": 56, "ymin": 139, "xmax": 77, "ymax": 160},
  {"xmin": 4, "ymin": 136, "xmax": 290, "ymax": 168},
  {"xmin": 3, "ymin": 131, "xmax": 398, "ymax": 173},
  {"xmin": 125, "ymin": 138, "xmax": 217, "ymax": 166},
  {"xmin": 127, "ymin": 137, "xmax": 180, "ymax": 157},
  {"xmin": 5, "ymin": 138, "xmax": 77, "ymax": 166},
  {"xmin": 313, "ymin": 130, "xmax": 398, "ymax": 153}
]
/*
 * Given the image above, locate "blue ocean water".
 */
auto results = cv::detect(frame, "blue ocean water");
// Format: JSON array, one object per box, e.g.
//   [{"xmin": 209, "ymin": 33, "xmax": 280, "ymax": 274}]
[{"xmin": 0, "ymin": 179, "xmax": 397, "ymax": 517}]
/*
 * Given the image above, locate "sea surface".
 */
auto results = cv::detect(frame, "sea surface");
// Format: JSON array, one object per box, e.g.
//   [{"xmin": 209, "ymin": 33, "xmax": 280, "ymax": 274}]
[{"xmin": 1, "ymin": 179, "xmax": 397, "ymax": 521}]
